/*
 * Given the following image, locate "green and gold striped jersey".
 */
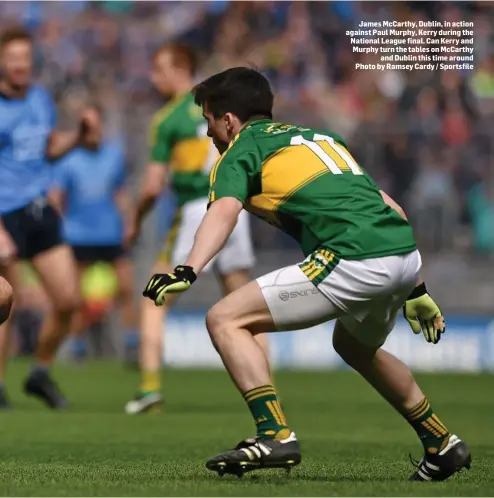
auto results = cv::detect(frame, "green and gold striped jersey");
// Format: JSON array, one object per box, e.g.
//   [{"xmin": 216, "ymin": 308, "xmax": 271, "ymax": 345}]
[
  {"xmin": 149, "ymin": 93, "xmax": 217, "ymax": 207},
  {"xmin": 208, "ymin": 119, "xmax": 417, "ymax": 260}
]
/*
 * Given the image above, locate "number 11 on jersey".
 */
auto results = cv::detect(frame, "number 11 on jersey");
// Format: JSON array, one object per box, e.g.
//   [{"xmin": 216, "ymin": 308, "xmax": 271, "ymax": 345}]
[{"xmin": 290, "ymin": 134, "xmax": 362, "ymax": 175}]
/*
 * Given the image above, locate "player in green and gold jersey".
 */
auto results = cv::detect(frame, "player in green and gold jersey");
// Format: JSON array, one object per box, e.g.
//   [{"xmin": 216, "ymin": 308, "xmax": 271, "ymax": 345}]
[
  {"xmin": 142, "ymin": 68, "xmax": 471, "ymax": 481},
  {"xmin": 124, "ymin": 47, "xmax": 267, "ymax": 414}
]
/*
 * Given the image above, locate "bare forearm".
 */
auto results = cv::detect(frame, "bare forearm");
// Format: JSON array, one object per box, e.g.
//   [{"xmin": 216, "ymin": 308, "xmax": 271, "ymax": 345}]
[
  {"xmin": 46, "ymin": 130, "xmax": 80, "ymax": 161},
  {"xmin": 135, "ymin": 162, "xmax": 168, "ymax": 226},
  {"xmin": 135, "ymin": 193, "xmax": 158, "ymax": 226},
  {"xmin": 115, "ymin": 190, "xmax": 132, "ymax": 221},
  {"xmin": 47, "ymin": 189, "xmax": 65, "ymax": 215},
  {"xmin": 185, "ymin": 202, "xmax": 239, "ymax": 274}
]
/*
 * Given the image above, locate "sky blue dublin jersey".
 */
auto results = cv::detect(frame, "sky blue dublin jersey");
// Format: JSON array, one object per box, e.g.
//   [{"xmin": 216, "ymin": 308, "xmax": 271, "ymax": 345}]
[
  {"xmin": 52, "ymin": 141, "xmax": 126, "ymax": 246},
  {"xmin": 0, "ymin": 86, "xmax": 56, "ymax": 214}
]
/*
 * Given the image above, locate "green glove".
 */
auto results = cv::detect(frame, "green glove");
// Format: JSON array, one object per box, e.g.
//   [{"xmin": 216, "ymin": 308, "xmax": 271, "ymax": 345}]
[
  {"xmin": 403, "ymin": 283, "xmax": 445, "ymax": 344},
  {"xmin": 143, "ymin": 265, "xmax": 197, "ymax": 306}
]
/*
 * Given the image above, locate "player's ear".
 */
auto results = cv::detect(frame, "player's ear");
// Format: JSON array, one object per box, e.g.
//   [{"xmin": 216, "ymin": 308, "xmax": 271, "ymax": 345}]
[{"xmin": 224, "ymin": 112, "xmax": 235, "ymax": 131}]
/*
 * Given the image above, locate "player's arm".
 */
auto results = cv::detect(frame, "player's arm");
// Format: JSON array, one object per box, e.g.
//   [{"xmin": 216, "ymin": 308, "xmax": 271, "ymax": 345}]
[
  {"xmin": 143, "ymin": 145, "xmax": 256, "ymax": 306},
  {"xmin": 134, "ymin": 162, "xmax": 168, "ymax": 229},
  {"xmin": 47, "ymin": 160, "xmax": 69, "ymax": 215},
  {"xmin": 184, "ymin": 146, "xmax": 255, "ymax": 274},
  {"xmin": 185, "ymin": 197, "xmax": 243, "ymax": 274},
  {"xmin": 46, "ymin": 108, "xmax": 98, "ymax": 161},
  {"xmin": 46, "ymin": 130, "xmax": 81, "ymax": 161},
  {"xmin": 128, "ymin": 118, "xmax": 173, "ymax": 245},
  {"xmin": 111, "ymin": 149, "xmax": 134, "ymax": 233},
  {"xmin": 47, "ymin": 187, "xmax": 65, "ymax": 215}
]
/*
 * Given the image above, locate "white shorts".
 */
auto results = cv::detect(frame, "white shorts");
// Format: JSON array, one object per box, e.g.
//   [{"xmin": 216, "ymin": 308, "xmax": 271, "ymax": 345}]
[
  {"xmin": 159, "ymin": 197, "xmax": 255, "ymax": 274},
  {"xmin": 257, "ymin": 248, "xmax": 422, "ymax": 347}
]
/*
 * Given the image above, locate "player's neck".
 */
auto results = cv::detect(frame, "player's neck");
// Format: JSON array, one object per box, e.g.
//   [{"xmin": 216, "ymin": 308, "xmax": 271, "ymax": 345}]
[
  {"xmin": 239, "ymin": 115, "xmax": 272, "ymax": 132},
  {"xmin": 0, "ymin": 79, "xmax": 29, "ymax": 99},
  {"xmin": 172, "ymin": 79, "xmax": 192, "ymax": 99}
]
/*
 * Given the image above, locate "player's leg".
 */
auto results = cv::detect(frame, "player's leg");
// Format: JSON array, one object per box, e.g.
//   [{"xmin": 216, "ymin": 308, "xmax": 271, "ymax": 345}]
[
  {"xmin": 22, "ymin": 200, "xmax": 81, "ymax": 408},
  {"xmin": 218, "ymin": 269, "xmax": 271, "ymax": 368},
  {"xmin": 0, "ymin": 277, "xmax": 13, "ymax": 326},
  {"xmin": 112, "ymin": 252, "xmax": 139, "ymax": 364},
  {"xmin": 25, "ymin": 243, "xmax": 80, "ymax": 407},
  {"xmin": 126, "ymin": 206, "xmax": 186, "ymax": 413},
  {"xmin": 215, "ymin": 210, "xmax": 272, "ymax": 366},
  {"xmin": 124, "ymin": 258, "xmax": 174, "ymax": 414},
  {"xmin": 0, "ymin": 207, "xmax": 36, "ymax": 407},
  {"xmin": 0, "ymin": 263, "xmax": 15, "ymax": 408},
  {"xmin": 205, "ymin": 264, "xmax": 340, "ymax": 476},
  {"xmin": 67, "ymin": 251, "xmax": 90, "ymax": 361},
  {"xmin": 333, "ymin": 321, "xmax": 470, "ymax": 480},
  {"xmin": 331, "ymin": 252, "xmax": 470, "ymax": 481}
]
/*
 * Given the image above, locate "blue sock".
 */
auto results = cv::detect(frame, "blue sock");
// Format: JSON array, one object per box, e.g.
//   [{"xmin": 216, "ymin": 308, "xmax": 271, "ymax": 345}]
[
  {"xmin": 124, "ymin": 329, "xmax": 139, "ymax": 348},
  {"xmin": 70, "ymin": 336, "xmax": 87, "ymax": 358}
]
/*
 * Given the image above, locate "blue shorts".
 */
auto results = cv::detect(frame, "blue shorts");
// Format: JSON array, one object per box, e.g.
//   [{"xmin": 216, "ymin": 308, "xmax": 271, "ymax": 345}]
[{"xmin": 71, "ymin": 244, "xmax": 125, "ymax": 264}]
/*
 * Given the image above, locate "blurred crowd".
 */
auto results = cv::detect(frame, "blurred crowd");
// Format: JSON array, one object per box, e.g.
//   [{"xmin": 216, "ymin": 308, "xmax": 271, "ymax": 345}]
[{"xmin": 1, "ymin": 1, "xmax": 493, "ymax": 254}]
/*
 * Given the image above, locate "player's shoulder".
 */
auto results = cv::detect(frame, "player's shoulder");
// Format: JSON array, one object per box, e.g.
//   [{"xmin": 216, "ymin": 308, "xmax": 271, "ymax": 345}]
[
  {"xmin": 151, "ymin": 94, "xmax": 191, "ymax": 129},
  {"xmin": 224, "ymin": 127, "xmax": 260, "ymax": 160},
  {"xmin": 29, "ymin": 86, "xmax": 54, "ymax": 104},
  {"xmin": 311, "ymin": 127, "xmax": 349, "ymax": 149}
]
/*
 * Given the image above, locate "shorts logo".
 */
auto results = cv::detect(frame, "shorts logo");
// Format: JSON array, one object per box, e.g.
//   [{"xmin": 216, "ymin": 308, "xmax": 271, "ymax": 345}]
[
  {"xmin": 279, "ymin": 291, "xmax": 289, "ymax": 301},
  {"xmin": 279, "ymin": 289, "xmax": 319, "ymax": 301}
]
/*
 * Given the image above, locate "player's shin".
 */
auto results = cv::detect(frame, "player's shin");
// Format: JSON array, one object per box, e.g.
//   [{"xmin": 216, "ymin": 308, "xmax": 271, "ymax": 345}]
[
  {"xmin": 138, "ymin": 297, "xmax": 165, "ymax": 394},
  {"xmin": 333, "ymin": 321, "xmax": 470, "ymax": 479},
  {"xmin": 333, "ymin": 323, "xmax": 449, "ymax": 450},
  {"xmin": 206, "ymin": 308, "xmax": 290, "ymax": 441}
]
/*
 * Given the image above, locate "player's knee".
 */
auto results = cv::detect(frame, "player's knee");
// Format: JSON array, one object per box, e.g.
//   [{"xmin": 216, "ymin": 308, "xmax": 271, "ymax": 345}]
[
  {"xmin": 0, "ymin": 278, "xmax": 13, "ymax": 325},
  {"xmin": 53, "ymin": 292, "xmax": 81, "ymax": 319},
  {"xmin": 205, "ymin": 303, "xmax": 232, "ymax": 349}
]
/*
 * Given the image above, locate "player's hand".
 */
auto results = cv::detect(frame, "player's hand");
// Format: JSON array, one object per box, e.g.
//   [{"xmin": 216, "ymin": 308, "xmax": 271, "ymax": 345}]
[
  {"xmin": 123, "ymin": 215, "xmax": 140, "ymax": 249},
  {"xmin": 0, "ymin": 223, "xmax": 16, "ymax": 265},
  {"xmin": 403, "ymin": 283, "xmax": 445, "ymax": 344},
  {"xmin": 79, "ymin": 108, "xmax": 99, "ymax": 138},
  {"xmin": 143, "ymin": 265, "xmax": 197, "ymax": 306}
]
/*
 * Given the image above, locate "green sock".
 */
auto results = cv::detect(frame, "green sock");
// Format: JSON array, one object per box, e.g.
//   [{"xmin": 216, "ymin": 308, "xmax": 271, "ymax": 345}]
[
  {"xmin": 404, "ymin": 397, "xmax": 451, "ymax": 454},
  {"xmin": 243, "ymin": 384, "xmax": 290, "ymax": 440}
]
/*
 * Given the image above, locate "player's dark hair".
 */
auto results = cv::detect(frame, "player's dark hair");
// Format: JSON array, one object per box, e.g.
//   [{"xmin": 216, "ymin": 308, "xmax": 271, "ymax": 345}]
[
  {"xmin": 0, "ymin": 26, "xmax": 32, "ymax": 50},
  {"xmin": 152, "ymin": 43, "xmax": 197, "ymax": 75},
  {"xmin": 192, "ymin": 67, "xmax": 273, "ymax": 123}
]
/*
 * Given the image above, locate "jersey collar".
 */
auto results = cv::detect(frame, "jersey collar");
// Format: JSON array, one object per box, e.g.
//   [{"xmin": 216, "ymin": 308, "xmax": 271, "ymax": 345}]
[{"xmin": 242, "ymin": 117, "xmax": 272, "ymax": 133}]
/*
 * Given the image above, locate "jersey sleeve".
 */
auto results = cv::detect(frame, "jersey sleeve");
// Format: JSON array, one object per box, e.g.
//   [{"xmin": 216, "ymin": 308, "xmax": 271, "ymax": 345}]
[
  {"xmin": 208, "ymin": 136, "xmax": 260, "ymax": 205},
  {"xmin": 149, "ymin": 117, "xmax": 173, "ymax": 163}
]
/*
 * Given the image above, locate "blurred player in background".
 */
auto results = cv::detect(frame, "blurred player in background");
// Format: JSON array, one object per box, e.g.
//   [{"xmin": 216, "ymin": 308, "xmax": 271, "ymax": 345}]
[
  {"xmin": 124, "ymin": 44, "xmax": 262, "ymax": 414},
  {"xmin": 49, "ymin": 103, "xmax": 138, "ymax": 364},
  {"xmin": 0, "ymin": 27, "xmax": 96, "ymax": 409},
  {"xmin": 143, "ymin": 68, "xmax": 471, "ymax": 481}
]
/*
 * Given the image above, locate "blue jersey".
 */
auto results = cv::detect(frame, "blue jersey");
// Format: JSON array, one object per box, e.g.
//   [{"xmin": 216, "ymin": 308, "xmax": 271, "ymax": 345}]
[
  {"xmin": 52, "ymin": 141, "xmax": 126, "ymax": 246},
  {"xmin": 0, "ymin": 86, "xmax": 56, "ymax": 214}
]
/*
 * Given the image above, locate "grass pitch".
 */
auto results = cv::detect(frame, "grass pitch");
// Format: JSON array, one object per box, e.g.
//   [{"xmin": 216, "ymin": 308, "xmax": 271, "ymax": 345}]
[{"xmin": 0, "ymin": 361, "xmax": 492, "ymax": 496}]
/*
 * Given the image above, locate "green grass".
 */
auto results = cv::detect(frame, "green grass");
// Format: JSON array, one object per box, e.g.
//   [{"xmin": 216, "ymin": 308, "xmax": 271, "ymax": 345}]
[{"xmin": 0, "ymin": 361, "xmax": 492, "ymax": 496}]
